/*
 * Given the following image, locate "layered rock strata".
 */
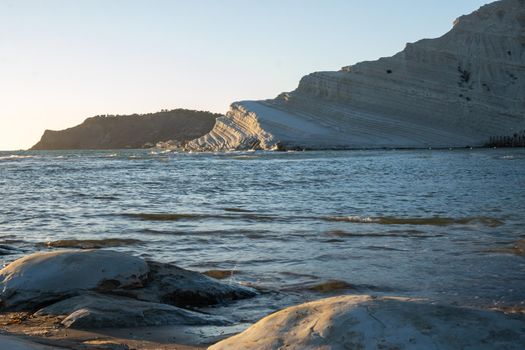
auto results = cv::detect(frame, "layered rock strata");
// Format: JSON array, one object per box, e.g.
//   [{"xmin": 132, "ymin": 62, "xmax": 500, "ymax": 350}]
[{"xmin": 187, "ymin": 0, "xmax": 525, "ymax": 151}]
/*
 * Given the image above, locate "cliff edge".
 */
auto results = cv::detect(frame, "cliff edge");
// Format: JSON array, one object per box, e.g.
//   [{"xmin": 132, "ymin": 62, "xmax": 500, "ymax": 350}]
[{"xmin": 186, "ymin": 0, "xmax": 525, "ymax": 151}]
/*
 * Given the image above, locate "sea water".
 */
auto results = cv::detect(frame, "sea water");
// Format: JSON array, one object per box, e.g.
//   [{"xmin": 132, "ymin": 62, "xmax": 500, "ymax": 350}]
[{"xmin": 1, "ymin": 149, "xmax": 524, "ymax": 320}]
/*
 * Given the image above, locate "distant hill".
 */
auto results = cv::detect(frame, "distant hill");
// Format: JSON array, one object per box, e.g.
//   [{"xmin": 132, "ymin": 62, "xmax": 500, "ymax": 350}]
[{"xmin": 31, "ymin": 109, "xmax": 220, "ymax": 150}]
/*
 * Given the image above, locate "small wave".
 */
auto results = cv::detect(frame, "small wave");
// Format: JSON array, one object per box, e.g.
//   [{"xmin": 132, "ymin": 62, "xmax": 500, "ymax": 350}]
[
  {"xmin": 223, "ymin": 207, "xmax": 253, "ymax": 213},
  {"xmin": 140, "ymin": 228, "xmax": 184, "ymax": 235},
  {"xmin": 0, "ymin": 244, "xmax": 20, "ymax": 255},
  {"xmin": 325, "ymin": 215, "xmax": 377, "ymax": 223},
  {"xmin": 126, "ymin": 213, "xmax": 219, "ymax": 221},
  {"xmin": 125, "ymin": 212, "xmax": 503, "ymax": 227},
  {"xmin": 484, "ymin": 239, "xmax": 525, "ymax": 256},
  {"xmin": 231, "ymin": 155, "xmax": 259, "ymax": 160},
  {"xmin": 0, "ymin": 155, "xmax": 39, "ymax": 161},
  {"xmin": 324, "ymin": 215, "xmax": 504, "ymax": 227},
  {"xmin": 363, "ymin": 245, "xmax": 407, "ymax": 251},
  {"xmin": 93, "ymin": 195, "xmax": 119, "ymax": 200},
  {"xmin": 325, "ymin": 229, "xmax": 443, "ymax": 239},
  {"xmin": 40, "ymin": 238, "xmax": 143, "ymax": 249},
  {"xmin": 495, "ymin": 155, "xmax": 525, "ymax": 160},
  {"xmin": 124, "ymin": 212, "xmax": 281, "ymax": 222}
]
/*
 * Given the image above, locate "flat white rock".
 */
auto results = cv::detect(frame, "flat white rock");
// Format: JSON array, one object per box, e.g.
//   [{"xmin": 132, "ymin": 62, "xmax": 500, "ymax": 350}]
[
  {"xmin": 209, "ymin": 295, "xmax": 525, "ymax": 350},
  {"xmin": 0, "ymin": 250, "xmax": 149, "ymax": 310}
]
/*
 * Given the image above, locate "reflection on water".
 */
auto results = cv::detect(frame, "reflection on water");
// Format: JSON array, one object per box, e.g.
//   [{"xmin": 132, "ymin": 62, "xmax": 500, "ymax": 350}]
[{"xmin": 1, "ymin": 148, "xmax": 524, "ymax": 321}]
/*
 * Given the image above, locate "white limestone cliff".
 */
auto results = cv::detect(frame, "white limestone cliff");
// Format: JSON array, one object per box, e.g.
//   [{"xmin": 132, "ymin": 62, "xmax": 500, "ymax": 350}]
[{"xmin": 186, "ymin": 0, "xmax": 525, "ymax": 151}]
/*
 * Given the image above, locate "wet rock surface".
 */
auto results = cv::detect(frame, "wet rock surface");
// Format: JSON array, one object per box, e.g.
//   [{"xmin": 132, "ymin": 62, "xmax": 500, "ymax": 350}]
[
  {"xmin": 209, "ymin": 295, "xmax": 525, "ymax": 350},
  {"xmin": 35, "ymin": 293, "xmax": 230, "ymax": 329}
]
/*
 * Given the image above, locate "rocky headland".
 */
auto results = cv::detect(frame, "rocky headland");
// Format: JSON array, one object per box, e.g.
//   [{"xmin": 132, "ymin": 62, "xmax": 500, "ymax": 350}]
[
  {"xmin": 185, "ymin": 0, "xmax": 525, "ymax": 151},
  {"xmin": 31, "ymin": 109, "xmax": 221, "ymax": 150}
]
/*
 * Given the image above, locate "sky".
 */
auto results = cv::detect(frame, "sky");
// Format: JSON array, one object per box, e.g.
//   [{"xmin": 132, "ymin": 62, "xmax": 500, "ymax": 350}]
[{"xmin": 0, "ymin": 0, "xmax": 492, "ymax": 150}]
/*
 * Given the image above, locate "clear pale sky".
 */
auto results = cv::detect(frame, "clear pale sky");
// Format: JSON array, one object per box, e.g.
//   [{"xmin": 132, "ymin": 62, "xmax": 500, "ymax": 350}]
[{"xmin": 0, "ymin": 0, "xmax": 491, "ymax": 150}]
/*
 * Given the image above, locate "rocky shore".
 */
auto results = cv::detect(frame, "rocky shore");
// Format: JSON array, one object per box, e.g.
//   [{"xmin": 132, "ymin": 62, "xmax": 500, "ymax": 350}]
[{"xmin": 1, "ymin": 250, "xmax": 523, "ymax": 349}]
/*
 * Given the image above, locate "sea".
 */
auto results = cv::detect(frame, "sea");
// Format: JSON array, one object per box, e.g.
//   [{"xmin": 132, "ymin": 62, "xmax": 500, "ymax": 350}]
[{"xmin": 1, "ymin": 148, "xmax": 524, "ymax": 321}]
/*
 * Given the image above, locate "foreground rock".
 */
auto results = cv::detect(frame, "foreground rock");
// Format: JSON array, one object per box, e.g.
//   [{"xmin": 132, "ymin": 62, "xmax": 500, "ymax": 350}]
[
  {"xmin": 209, "ymin": 295, "xmax": 525, "ymax": 350},
  {"xmin": 187, "ymin": 0, "xmax": 525, "ymax": 151},
  {"xmin": 0, "ymin": 249, "xmax": 256, "ymax": 329},
  {"xmin": 116, "ymin": 261, "xmax": 257, "ymax": 307},
  {"xmin": 35, "ymin": 293, "xmax": 230, "ymax": 329},
  {"xmin": 31, "ymin": 109, "xmax": 220, "ymax": 150},
  {"xmin": 0, "ymin": 250, "xmax": 149, "ymax": 310}
]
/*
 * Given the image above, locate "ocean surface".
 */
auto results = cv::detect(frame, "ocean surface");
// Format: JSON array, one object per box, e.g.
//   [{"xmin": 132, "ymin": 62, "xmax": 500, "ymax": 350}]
[{"xmin": 1, "ymin": 149, "xmax": 524, "ymax": 321}]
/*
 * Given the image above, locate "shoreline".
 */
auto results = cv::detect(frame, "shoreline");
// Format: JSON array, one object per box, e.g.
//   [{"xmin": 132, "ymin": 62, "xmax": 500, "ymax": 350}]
[{"xmin": 4, "ymin": 144, "xmax": 525, "ymax": 152}]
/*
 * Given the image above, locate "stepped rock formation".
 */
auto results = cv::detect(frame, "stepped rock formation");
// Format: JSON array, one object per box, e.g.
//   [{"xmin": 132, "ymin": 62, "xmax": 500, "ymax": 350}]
[
  {"xmin": 31, "ymin": 109, "xmax": 220, "ymax": 150},
  {"xmin": 187, "ymin": 0, "xmax": 525, "ymax": 151}
]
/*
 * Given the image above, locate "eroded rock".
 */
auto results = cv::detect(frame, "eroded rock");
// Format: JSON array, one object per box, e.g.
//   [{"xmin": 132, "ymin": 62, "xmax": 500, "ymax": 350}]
[
  {"xmin": 35, "ymin": 293, "xmax": 230, "ymax": 329},
  {"xmin": 0, "ymin": 250, "xmax": 149, "ymax": 310},
  {"xmin": 209, "ymin": 295, "xmax": 525, "ymax": 350}
]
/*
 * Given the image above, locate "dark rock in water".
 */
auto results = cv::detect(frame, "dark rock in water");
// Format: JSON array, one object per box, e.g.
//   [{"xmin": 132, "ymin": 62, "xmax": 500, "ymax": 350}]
[
  {"xmin": 209, "ymin": 295, "xmax": 525, "ymax": 350},
  {"xmin": 116, "ymin": 261, "xmax": 257, "ymax": 308},
  {"xmin": 0, "ymin": 250, "xmax": 149, "ymax": 310},
  {"xmin": 30, "ymin": 109, "xmax": 221, "ymax": 150},
  {"xmin": 282, "ymin": 279, "xmax": 381, "ymax": 294},
  {"xmin": 203, "ymin": 269, "xmax": 237, "ymax": 280},
  {"xmin": 306, "ymin": 280, "xmax": 356, "ymax": 293},
  {"xmin": 35, "ymin": 293, "xmax": 230, "ymax": 329},
  {"xmin": 40, "ymin": 238, "xmax": 143, "ymax": 249}
]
